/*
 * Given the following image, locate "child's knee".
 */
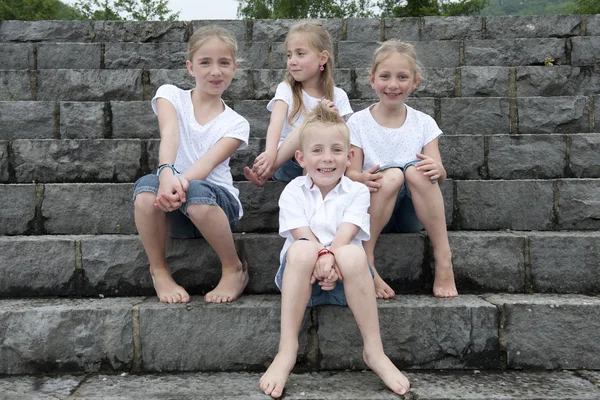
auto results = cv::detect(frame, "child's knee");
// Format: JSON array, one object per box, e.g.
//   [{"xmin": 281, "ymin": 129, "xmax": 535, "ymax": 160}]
[
  {"xmin": 134, "ymin": 192, "xmax": 157, "ymax": 212},
  {"xmin": 335, "ymin": 245, "xmax": 368, "ymax": 277},
  {"xmin": 380, "ymin": 168, "xmax": 405, "ymax": 193},
  {"xmin": 404, "ymin": 165, "xmax": 429, "ymax": 188},
  {"xmin": 286, "ymin": 241, "xmax": 319, "ymax": 272},
  {"xmin": 186, "ymin": 203, "xmax": 213, "ymax": 221}
]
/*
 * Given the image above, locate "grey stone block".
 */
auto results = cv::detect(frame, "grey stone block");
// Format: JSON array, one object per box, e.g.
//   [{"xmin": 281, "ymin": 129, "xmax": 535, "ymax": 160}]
[
  {"xmin": 0, "ymin": 141, "xmax": 7, "ymax": 181},
  {"xmin": 338, "ymin": 42, "xmax": 379, "ymax": 68},
  {"xmin": 333, "ymin": 69, "xmax": 352, "ymax": 96},
  {"xmin": 464, "ymin": 39, "xmax": 566, "ymax": 66},
  {"xmin": 252, "ymin": 19, "xmax": 343, "ymax": 42},
  {"xmin": 516, "ymin": 65, "xmax": 600, "ymax": 97},
  {"xmin": 111, "ymin": 101, "xmax": 159, "ymax": 139},
  {"xmin": 232, "ymin": 100, "xmax": 269, "ymax": 138},
  {"xmin": 270, "ymin": 42, "xmax": 288, "ymax": 69},
  {"xmin": 0, "ymin": 43, "xmax": 33, "ymax": 69},
  {"xmin": 12, "ymin": 139, "xmax": 141, "ymax": 183},
  {"xmin": 318, "ymin": 295, "xmax": 499, "ymax": 369},
  {"xmin": 37, "ymin": 43, "xmax": 101, "ymax": 69},
  {"xmin": 237, "ymin": 41, "xmax": 270, "ymax": 69},
  {"xmin": 139, "ymin": 295, "xmax": 310, "ymax": 371},
  {"xmin": 0, "ymin": 184, "xmax": 36, "ymax": 235},
  {"xmin": 0, "ymin": 71, "xmax": 31, "ymax": 100},
  {"xmin": 405, "ymin": 98, "xmax": 436, "ymax": 117},
  {"xmin": 587, "ymin": 14, "xmax": 600, "ymax": 36},
  {"xmin": 486, "ymin": 294, "xmax": 600, "ymax": 369},
  {"xmin": 0, "ymin": 20, "xmax": 90, "ymax": 42},
  {"xmin": 93, "ymin": 21, "xmax": 188, "ymax": 42},
  {"xmin": 439, "ymin": 134, "xmax": 484, "ymax": 179},
  {"xmin": 570, "ymin": 134, "xmax": 600, "ymax": 178},
  {"xmin": 421, "ymin": 16, "xmax": 482, "ymax": 40},
  {"xmin": 354, "ymin": 68, "xmax": 377, "ymax": 100},
  {"xmin": 0, "ymin": 375, "xmax": 83, "ymax": 399},
  {"xmin": 43, "ymin": 183, "xmax": 136, "ymax": 234},
  {"xmin": 374, "ymin": 234, "xmax": 425, "ymax": 293},
  {"xmin": 440, "ymin": 98, "xmax": 510, "ymax": 135},
  {"xmin": 37, "ymin": 70, "xmax": 143, "ymax": 101},
  {"xmin": 571, "ymin": 37, "xmax": 600, "ymax": 66},
  {"xmin": 517, "ymin": 96, "xmax": 589, "ymax": 134},
  {"xmin": 416, "ymin": 41, "xmax": 461, "ymax": 68},
  {"xmin": 347, "ymin": 18, "xmax": 380, "ymax": 41},
  {"xmin": 0, "ymin": 237, "xmax": 76, "ymax": 297},
  {"xmin": 60, "ymin": 102, "xmax": 106, "ymax": 139},
  {"xmin": 457, "ymin": 180, "xmax": 554, "ymax": 230},
  {"xmin": 529, "ymin": 232, "xmax": 600, "ymax": 294},
  {"xmin": 485, "ymin": 15, "xmax": 581, "ymax": 39},
  {"xmin": 488, "ymin": 134, "xmax": 566, "ymax": 179},
  {"xmin": 239, "ymin": 233, "xmax": 284, "ymax": 294},
  {"xmin": 383, "ymin": 18, "xmax": 420, "ymax": 41},
  {"xmin": 557, "ymin": 179, "xmax": 600, "ymax": 230},
  {"xmin": 235, "ymin": 181, "xmax": 284, "ymax": 232},
  {"xmin": 449, "ymin": 232, "xmax": 526, "ymax": 293},
  {"xmin": 0, "ymin": 101, "xmax": 55, "ymax": 140},
  {"xmin": 460, "ymin": 66, "xmax": 509, "ymax": 97},
  {"xmin": 104, "ymin": 43, "xmax": 187, "ymax": 70},
  {"xmin": 192, "ymin": 20, "xmax": 248, "ymax": 43},
  {"xmin": 0, "ymin": 298, "xmax": 136, "ymax": 374},
  {"xmin": 597, "ymin": 94, "xmax": 600, "ymax": 133},
  {"xmin": 441, "ymin": 178, "xmax": 453, "ymax": 227},
  {"xmin": 251, "ymin": 69, "xmax": 286, "ymax": 100}
]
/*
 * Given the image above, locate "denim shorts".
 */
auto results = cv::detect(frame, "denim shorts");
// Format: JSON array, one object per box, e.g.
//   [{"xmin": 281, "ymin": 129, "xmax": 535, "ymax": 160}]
[
  {"xmin": 132, "ymin": 174, "xmax": 240, "ymax": 239},
  {"xmin": 273, "ymin": 159, "xmax": 303, "ymax": 183}
]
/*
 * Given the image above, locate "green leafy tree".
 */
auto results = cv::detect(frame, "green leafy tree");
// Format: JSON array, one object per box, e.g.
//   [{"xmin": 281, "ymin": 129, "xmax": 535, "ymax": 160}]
[
  {"xmin": 237, "ymin": 0, "xmax": 376, "ymax": 19},
  {"xmin": 0, "ymin": 0, "xmax": 81, "ymax": 20},
  {"xmin": 479, "ymin": 0, "xmax": 574, "ymax": 16},
  {"xmin": 378, "ymin": 0, "xmax": 488, "ymax": 17},
  {"xmin": 569, "ymin": 0, "xmax": 600, "ymax": 14},
  {"xmin": 74, "ymin": 0, "xmax": 179, "ymax": 21}
]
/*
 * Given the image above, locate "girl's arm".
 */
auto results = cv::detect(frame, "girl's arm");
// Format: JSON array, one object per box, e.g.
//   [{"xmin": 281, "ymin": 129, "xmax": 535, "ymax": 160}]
[
  {"xmin": 346, "ymin": 146, "xmax": 382, "ymax": 192},
  {"xmin": 253, "ymin": 100, "xmax": 288, "ymax": 178},
  {"xmin": 181, "ymin": 137, "xmax": 243, "ymax": 182},
  {"xmin": 417, "ymin": 137, "xmax": 447, "ymax": 185}
]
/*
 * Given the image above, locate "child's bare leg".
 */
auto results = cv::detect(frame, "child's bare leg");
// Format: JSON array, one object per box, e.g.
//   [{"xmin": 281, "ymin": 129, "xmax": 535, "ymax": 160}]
[
  {"xmin": 134, "ymin": 192, "xmax": 190, "ymax": 303},
  {"xmin": 186, "ymin": 203, "xmax": 248, "ymax": 303},
  {"xmin": 364, "ymin": 168, "xmax": 404, "ymax": 299},
  {"xmin": 260, "ymin": 240, "xmax": 320, "ymax": 398},
  {"xmin": 336, "ymin": 245, "xmax": 410, "ymax": 395},
  {"xmin": 405, "ymin": 167, "xmax": 458, "ymax": 298}
]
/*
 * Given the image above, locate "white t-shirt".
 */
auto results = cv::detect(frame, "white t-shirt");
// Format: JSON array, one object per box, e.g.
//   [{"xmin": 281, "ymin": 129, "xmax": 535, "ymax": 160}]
[
  {"xmin": 276, "ymin": 175, "xmax": 371, "ymax": 289},
  {"xmin": 151, "ymin": 84, "xmax": 250, "ymax": 219},
  {"xmin": 267, "ymin": 81, "xmax": 353, "ymax": 148},
  {"xmin": 348, "ymin": 104, "xmax": 442, "ymax": 171}
]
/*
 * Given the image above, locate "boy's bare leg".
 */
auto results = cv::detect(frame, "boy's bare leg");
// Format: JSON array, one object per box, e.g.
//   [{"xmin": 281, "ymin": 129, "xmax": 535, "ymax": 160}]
[
  {"xmin": 364, "ymin": 168, "xmax": 404, "ymax": 299},
  {"xmin": 186, "ymin": 204, "xmax": 248, "ymax": 303},
  {"xmin": 405, "ymin": 168, "xmax": 458, "ymax": 298},
  {"xmin": 336, "ymin": 245, "xmax": 410, "ymax": 395},
  {"xmin": 260, "ymin": 241, "xmax": 319, "ymax": 398},
  {"xmin": 135, "ymin": 192, "xmax": 190, "ymax": 303}
]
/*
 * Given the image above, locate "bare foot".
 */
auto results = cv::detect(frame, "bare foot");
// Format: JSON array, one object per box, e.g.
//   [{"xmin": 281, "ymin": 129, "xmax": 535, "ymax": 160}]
[
  {"xmin": 374, "ymin": 275, "xmax": 395, "ymax": 299},
  {"xmin": 204, "ymin": 261, "xmax": 249, "ymax": 303},
  {"xmin": 364, "ymin": 350, "xmax": 410, "ymax": 396},
  {"xmin": 259, "ymin": 350, "xmax": 297, "ymax": 398},
  {"xmin": 433, "ymin": 252, "xmax": 458, "ymax": 298},
  {"xmin": 244, "ymin": 166, "xmax": 267, "ymax": 187},
  {"xmin": 150, "ymin": 265, "xmax": 190, "ymax": 304}
]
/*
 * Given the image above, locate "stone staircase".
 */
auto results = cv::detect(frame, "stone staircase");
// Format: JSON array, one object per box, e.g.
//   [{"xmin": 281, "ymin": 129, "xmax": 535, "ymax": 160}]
[{"xmin": 1, "ymin": 15, "xmax": 600, "ymax": 398}]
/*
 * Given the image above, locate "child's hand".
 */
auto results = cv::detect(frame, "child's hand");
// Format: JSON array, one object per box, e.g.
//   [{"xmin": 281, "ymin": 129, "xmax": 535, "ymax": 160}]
[
  {"xmin": 252, "ymin": 150, "xmax": 276, "ymax": 180},
  {"xmin": 155, "ymin": 173, "xmax": 187, "ymax": 212},
  {"xmin": 319, "ymin": 268, "xmax": 339, "ymax": 291},
  {"xmin": 415, "ymin": 153, "xmax": 443, "ymax": 182},
  {"xmin": 361, "ymin": 165, "xmax": 382, "ymax": 192},
  {"xmin": 319, "ymin": 99, "xmax": 339, "ymax": 115},
  {"xmin": 313, "ymin": 253, "xmax": 335, "ymax": 281}
]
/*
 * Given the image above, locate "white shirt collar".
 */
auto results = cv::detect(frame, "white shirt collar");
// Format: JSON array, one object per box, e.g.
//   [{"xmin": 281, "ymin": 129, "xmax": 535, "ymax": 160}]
[{"xmin": 300, "ymin": 174, "xmax": 351, "ymax": 195}]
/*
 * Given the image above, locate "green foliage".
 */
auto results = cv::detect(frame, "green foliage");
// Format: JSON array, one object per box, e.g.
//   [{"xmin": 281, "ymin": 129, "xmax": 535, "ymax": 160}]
[
  {"xmin": 479, "ymin": 0, "xmax": 575, "ymax": 16},
  {"xmin": 74, "ymin": 0, "xmax": 179, "ymax": 21},
  {"xmin": 237, "ymin": 0, "xmax": 376, "ymax": 19},
  {"xmin": 0, "ymin": 0, "xmax": 81, "ymax": 20},
  {"xmin": 569, "ymin": 0, "xmax": 600, "ymax": 14},
  {"xmin": 378, "ymin": 0, "xmax": 489, "ymax": 17}
]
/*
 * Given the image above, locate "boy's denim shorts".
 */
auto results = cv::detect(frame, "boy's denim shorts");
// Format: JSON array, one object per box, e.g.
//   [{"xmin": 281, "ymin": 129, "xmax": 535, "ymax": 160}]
[
  {"xmin": 273, "ymin": 159, "xmax": 303, "ymax": 183},
  {"xmin": 132, "ymin": 174, "xmax": 240, "ymax": 239}
]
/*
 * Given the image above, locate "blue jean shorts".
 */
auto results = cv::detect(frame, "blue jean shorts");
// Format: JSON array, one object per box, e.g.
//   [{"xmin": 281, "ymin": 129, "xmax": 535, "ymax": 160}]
[
  {"xmin": 273, "ymin": 159, "xmax": 303, "ymax": 183},
  {"xmin": 132, "ymin": 174, "xmax": 240, "ymax": 239}
]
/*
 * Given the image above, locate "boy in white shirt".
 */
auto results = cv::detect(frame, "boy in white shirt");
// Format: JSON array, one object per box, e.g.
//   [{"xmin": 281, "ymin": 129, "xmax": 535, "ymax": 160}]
[{"xmin": 259, "ymin": 102, "xmax": 410, "ymax": 398}]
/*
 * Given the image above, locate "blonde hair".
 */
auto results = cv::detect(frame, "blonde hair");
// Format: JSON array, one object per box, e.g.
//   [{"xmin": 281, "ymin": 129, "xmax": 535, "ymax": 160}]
[
  {"xmin": 187, "ymin": 25, "xmax": 238, "ymax": 62},
  {"xmin": 285, "ymin": 21, "xmax": 335, "ymax": 126},
  {"xmin": 298, "ymin": 102, "xmax": 350, "ymax": 151},
  {"xmin": 370, "ymin": 40, "xmax": 423, "ymax": 79}
]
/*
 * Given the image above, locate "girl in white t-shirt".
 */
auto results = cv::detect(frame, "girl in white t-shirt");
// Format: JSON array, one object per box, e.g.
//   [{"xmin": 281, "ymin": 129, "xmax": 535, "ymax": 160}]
[
  {"xmin": 133, "ymin": 26, "xmax": 250, "ymax": 304},
  {"xmin": 346, "ymin": 41, "xmax": 458, "ymax": 299},
  {"xmin": 243, "ymin": 20, "xmax": 353, "ymax": 186}
]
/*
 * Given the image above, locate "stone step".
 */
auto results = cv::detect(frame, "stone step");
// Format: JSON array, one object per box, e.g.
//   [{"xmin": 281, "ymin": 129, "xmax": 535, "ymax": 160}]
[
  {"xmin": 1, "ymin": 370, "xmax": 599, "ymax": 399},
  {"xmin": 1, "ymin": 294, "xmax": 599, "ymax": 374},
  {"xmin": 1, "ymin": 232, "xmax": 599, "ymax": 298}
]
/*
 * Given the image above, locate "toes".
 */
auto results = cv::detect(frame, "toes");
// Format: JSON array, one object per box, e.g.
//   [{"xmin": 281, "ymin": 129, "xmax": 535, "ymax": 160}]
[{"xmin": 271, "ymin": 382, "xmax": 284, "ymax": 398}]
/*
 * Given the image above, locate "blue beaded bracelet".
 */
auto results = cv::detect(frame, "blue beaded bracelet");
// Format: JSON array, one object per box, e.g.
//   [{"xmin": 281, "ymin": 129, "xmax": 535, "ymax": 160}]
[{"xmin": 156, "ymin": 163, "xmax": 179, "ymax": 176}]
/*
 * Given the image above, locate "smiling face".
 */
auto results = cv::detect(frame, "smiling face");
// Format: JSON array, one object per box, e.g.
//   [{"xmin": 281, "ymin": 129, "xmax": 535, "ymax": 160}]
[
  {"xmin": 186, "ymin": 36, "xmax": 236, "ymax": 97},
  {"xmin": 286, "ymin": 33, "xmax": 327, "ymax": 85},
  {"xmin": 370, "ymin": 52, "xmax": 420, "ymax": 107}
]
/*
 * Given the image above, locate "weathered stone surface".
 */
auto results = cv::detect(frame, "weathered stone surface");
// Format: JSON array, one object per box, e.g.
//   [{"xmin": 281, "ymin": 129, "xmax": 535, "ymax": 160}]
[
  {"xmin": 439, "ymin": 135, "xmax": 484, "ymax": 179},
  {"xmin": 239, "ymin": 233, "xmax": 284, "ymax": 294},
  {"xmin": 43, "ymin": 183, "xmax": 136, "ymax": 234},
  {"xmin": 232, "ymin": 100, "xmax": 269, "ymax": 138},
  {"xmin": 441, "ymin": 178, "xmax": 453, "ymax": 227},
  {"xmin": 529, "ymin": 232, "xmax": 600, "ymax": 294},
  {"xmin": 93, "ymin": 21, "xmax": 187, "ymax": 42},
  {"xmin": 488, "ymin": 134, "xmax": 566, "ymax": 179},
  {"xmin": 0, "ymin": 101, "xmax": 54, "ymax": 140},
  {"xmin": 416, "ymin": 41, "xmax": 461, "ymax": 68},
  {"xmin": 460, "ymin": 66, "xmax": 509, "ymax": 97},
  {"xmin": 347, "ymin": 18, "xmax": 380, "ymax": 41},
  {"xmin": 60, "ymin": 102, "xmax": 106, "ymax": 139},
  {"xmin": 571, "ymin": 37, "xmax": 600, "ymax": 66},
  {"xmin": 0, "ymin": 20, "xmax": 90, "ymax": 42},
  {"xmin": 319, "ymin": 295, "xmax": 499, "ymax": 369},
  {"xmin": 0, "ymin": 236, "xmax": 76, "ymax": 297},
  {"xmin": 354, "ymin": 69, "xmax": 377, "ymax": 100},
  {"xmin": 0, "ymin": 375, "xmax": 83, "ymax": 399},
  {"xmin": 0, "ymin": 43, "xmax": 33, "ymax": 69},
  {"xmin": 251, "ymin": 69, "xmax": 286, "ymax": 100},
  {"xmin": 374, "ymin": 234, "xmax": 425, "ymax": 293},
  {"xmin": 587, "ymin": 14, "xmax": 600, "ymax": 36},
  {"xmin": 37, "ymin": 43, "xmax": 101, "ymax": 69},
  {"xmin": 517, "ymin": 96, "xmax": 588, "ymax": 134},
  {"xmin": 597, "ymin": 95, "xmax": 600, "ymax": 133},
  {"xmin": 105, "ymin": 43, "xmax": 187, "ymax": 70},
  {"xmin": 557, "ymin": 179, "xmax": 600, "ymax": 230},
  {"xmin": 440, "ymin": 98, "xmax": 510, "ymax": 135},
  {"xmin": 252, "ymin": 19, "xmax": 343, "ymax": 42},
  {"xmin": 485, "ymin": 15, "xmax": 581, "ymax": 39},
  {"xmin": 0, "ymin": 141, "xmax": 7, "ymax": 181},
  {"xmin": 0, "ymin": 298, "xmax": 136, "ymax": 374},
  {"xmin": 0, "ymin": 70, "xmax": 31, "ymax": 100},
  {"xmin": 269, "ymin": 42, "xmax": 288, "ymax": 69},
  {"xmin": 37, "ymin": 70, "xmax": 143, "ymax": 101},
  {"xmin": 464, "ymin": 39, "xmax": 566, "ymax": 66},
  {"xmin": 406, "ymin": 97, "xmax": 436, "ymax": 117},
  {"xmin": 192, "ymin": 20, "xmax": 248, "ymax": 43},
  {"xmin": 338, "ymin": 42, "xmax": 380, "ymax": 68},
  {"xmin": 456, "ymin": 180, "xmax": 554, "ymax": 230},
  {"xmin": 237, "ymin": 41, "xmax": 270, "ymax": 69},
  {"xmin": 516, "ymin": 66, "xmax": 600, "ymax": 97},
  {"xmin": 12, "ymin": 139, "xmax": 141, "ymax": 183},
  {"xmin": 383, "ymin": 18, "xmax": 420, "ymax": 41},
  {"xmin": 0, "ymin": 184, "xmax": 36, "ymax": 235},
  {"xmin": 333, "ymin": 69, "xmax": 353, "ymax": 96},
  {"xmin": 111, "ymin": 101, "xmax": 159, "ymax": 139},
  {"xmin": 235, "ymin": 181, "xmax": 284, "ymax": 232},
  {"xmin": 421, "ymin": 16, "xmax": 482, "ymax": 40},
  {"xmin": 486, "ymin": 294, "xmax": 600, "ymax": 369},
  {"xmin": 449, "ymin": 232, "xmax": 526, "ymax": 293},
  {"xmin": 139, "ymin": 295, "xmax": 310, "ymax": 371},
  {"xmin": 570, "ymin": 134, "xmax": 600, "ymax": 178}
]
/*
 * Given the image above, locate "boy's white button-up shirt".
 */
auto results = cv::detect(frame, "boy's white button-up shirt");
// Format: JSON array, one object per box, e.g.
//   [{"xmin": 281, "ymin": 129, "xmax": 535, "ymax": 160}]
[{"xmin": 277, "ymin": 175, "xmax": 371, "ymax": 277}]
